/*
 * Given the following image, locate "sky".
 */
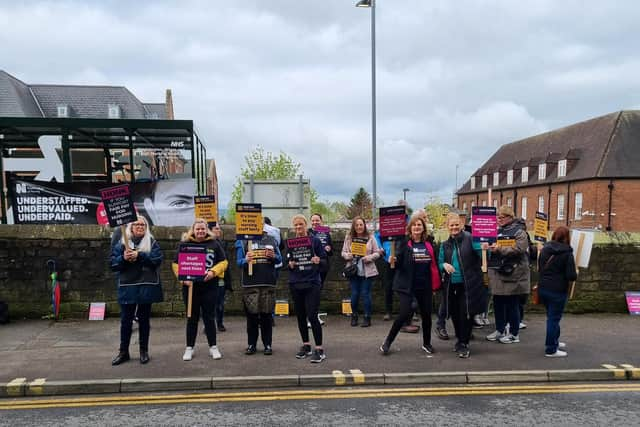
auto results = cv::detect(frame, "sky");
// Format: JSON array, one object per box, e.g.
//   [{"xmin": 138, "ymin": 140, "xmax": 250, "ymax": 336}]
[{"xmin": 2, "ymin": 0, "xmax": 640, "ymax": 210}]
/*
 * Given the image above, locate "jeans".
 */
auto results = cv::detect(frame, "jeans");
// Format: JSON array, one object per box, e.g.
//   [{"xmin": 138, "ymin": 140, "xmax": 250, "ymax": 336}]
[
  {"xmin": 120, "ymin": 303, "xmax": 151, "ymax": 352},
  {"xmin": 493, "ymin": 294, "xmax": 520, "ymax": 336},
  {"xmin": 539, "ymin": 287, "xmax": 568, "ymax": 354},
  {"xmin": 350, "ymin": 276, "xmax": 372, "ymax": 317},
  {"xmin": 215, "ymin": 285, "xmax": 226, "ymax": 327}
]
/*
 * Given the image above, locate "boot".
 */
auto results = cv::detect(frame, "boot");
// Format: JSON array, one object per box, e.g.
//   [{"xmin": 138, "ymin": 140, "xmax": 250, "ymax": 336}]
[
  {"xmin": 360, "ymin": 316, "xmax": 371, "ymax": 327},
  {"xmin": 350, "ymin": 314, "xmax": 358, "ymax": 327}
]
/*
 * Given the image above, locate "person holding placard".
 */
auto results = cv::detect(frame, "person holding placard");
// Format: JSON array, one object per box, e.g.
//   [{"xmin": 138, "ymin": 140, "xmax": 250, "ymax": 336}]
[
  {"xmin": 309, "ymin": 213, "xmax": 333, "ymax": 286},
  {"xmin": 172, "ymin": 218, "xmax": 228, "ymax": 361},
  {"xmin": 235, "ymin": 225, "xmax": 282, "ymax": 355},
  {"xmin": 537, "ymin": 226, "xmax": 577, "ymax": 357},
  {"xmin": 211, "ymin": 224, "xmax": 232, "ymax": 332},
  {"xmin": 341, "ymin": 216, "xmax": 380, "ymax": 327},
  {"xmin": 438, "ymin": 213, "xmax": 486, "ymax": 358},
  {"xmin": 483, "ymin": 205, "xmax": 530, "ymax": 344},
  {"xmin": 287, "ymin": 214, "xmax": 328, "ymax": 363},
  {"xmin": 379, "ymin": 216, "xmax": 441, "ymax": 355},
  {"xmin": 110, "ymin": 216, "xmax": 163, "ymax": 365}
]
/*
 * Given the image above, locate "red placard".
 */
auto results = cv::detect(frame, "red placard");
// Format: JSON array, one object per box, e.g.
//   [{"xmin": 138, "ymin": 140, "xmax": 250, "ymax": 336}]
[{"xmin": 379, "ymin": 206, "xmax": 406, "ymax": 240}]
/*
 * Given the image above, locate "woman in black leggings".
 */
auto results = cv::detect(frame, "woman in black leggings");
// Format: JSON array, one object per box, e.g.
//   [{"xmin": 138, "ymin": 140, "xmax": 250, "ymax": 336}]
[
  {"xmin": 380, "ymin": 215, "xmax": 441, "ymax": 355},
  {"xmin": 287, "ymin": 214, "xmax": 327, "ymax": 363}
]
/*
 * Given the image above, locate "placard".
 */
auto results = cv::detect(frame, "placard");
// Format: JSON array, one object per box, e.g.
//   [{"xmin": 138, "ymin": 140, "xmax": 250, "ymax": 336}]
[
  {"xmin": 471, "ymin": 206, "xmax": 498, "ymax": 244},
  {"xmin": 496, "ymin": 236, "xmax": 516, "ymax": 248},
  {"xmin": 379, "ymin": 206, "xmax": 407, "ymax": 240},
  {"xmin": 100, "ymin": 184, "xmax": 136, "ymax": 227},
  {"xmin": 88, "ymin": 302, "xmax": 106, "ymax": 320},
  {"xmin": 625, "ymin": 292, "xmax": 640, "ymax": 315},
  {"xmin": 177, "ymin": 244, "xmax": 207, "ymax": 281},
  {"xmin": 351, "ymin": 237, "xmax": 368, "ymax": 257},
  {"xmin": 248, "ymin": 241, "xmax": 276, "ymax": 265},
  {"xmin": 313, "ymin": 225, "xmax": 331, "ymax": 247},
  {"xmin": 275, "ymin": 299, "xmax": 289, "ymax": 316},
  {"xmin": 570, "ymin": 230, "xmax": 594, "ymax": 268},
  {"xmin": 287, "ymin": 236, "xmax": 314, "ymax": 271},
  {"xmin": 194, "ymin": 195, "xmax": 218, "ymax": 224},
  {"xmin": 533, "ymin": 211, "xmax": 549, "ymax": 243},
  {"xmin": 235, "ymin": 203, "xmax": 263, "ymax": 240},
  {"xmin": 342, "ymin": 299, "xmax": 352, "ymax": 315}
]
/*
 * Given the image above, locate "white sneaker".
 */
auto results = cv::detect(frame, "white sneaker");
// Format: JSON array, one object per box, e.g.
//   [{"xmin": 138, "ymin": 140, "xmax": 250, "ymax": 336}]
[
  {"xmin": 559, "ymin": 342, "xmax": 566, "ymax": 349},
  {"xmin": 519, "ymin": 322, "xmax": 527, "ymax": 329},
  {"xmin": 545, "ymin": 349, "xmax": 567, "ymax": 357},
  {"xmin": 209, "ymin": 345, "xmax": 222, "ymax": 359},
  {"xmin": 307, "ymin": 320, "xmax": 312, "ymax": 328},
  {"xmin": 318, "ymin": 314, "xmax": 326, "ymax": 326},
  {"xmin": 499, "ymin": 334, "xmax": 520, "ymax": 344},
  {"xmin": 482, "ymin": 316, "xmax": 491, "ymax": 325},
  {"xmin": 182, "ymin": 346, "xmax": 194, "ymax": 361},
  {"xmin": 486, "ymin": 330, "xmax": 503, "ymax": 341}
]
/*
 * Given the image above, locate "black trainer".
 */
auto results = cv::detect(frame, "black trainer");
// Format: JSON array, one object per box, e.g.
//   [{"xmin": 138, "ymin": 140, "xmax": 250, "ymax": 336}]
[
  {"xmin": 263, "ymin": 345, "xmax": 273, "ymax": 356},
  {"xmin": 310, "ymin": 349, "xmax": 326, "ymax": 363},
  {"xmin": 245, "ymin": 345, "xmax": 257, "ymax": 355},
  {"xmin": 457, "ymin": 344, "xmax": 470, "ymax": 358},
  {"xmin": 421, "ymin": 344, "xmax": 435, "ymax": 354},
  {"xmin": 295, "ymin": 344, "xmax": 312, "ymax": 359},
  {"xmin": 379, "ymin": 341, "xmax": 390, "ymax": 355}
]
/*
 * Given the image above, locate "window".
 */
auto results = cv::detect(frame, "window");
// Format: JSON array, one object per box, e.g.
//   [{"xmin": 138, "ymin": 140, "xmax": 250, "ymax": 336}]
[
  {"xmin": 557, "ymin": 194, "xmax": 565, "ymax": 220},
  {"xmin": 538, "ymin": 195, "xmax": 545, "ymax": 213},
  {"xmin": 521, "ymin": 197, "xmax": 528, "ymax": 220},
  {"xmin": 507, "ymin": 170, "xmax": 513, "ymax": 185},
  {"xmin": 493, "ymin": 172, "xmax": 500, "ymax": 186},
  {"xmin": 471, "ymin": 200, "xmax": 476, "ymax": 207},
  {"xmin": 470, "ymin": 176, "xmax": 476, "ymax": 189},
  {"xmin": 507, "ymin": 197, "xmax": 513, "ymax": 207},
  {"xmin": 522, "ymin": 167, "xmax": 529, "ymax": 183},
  {"xmin": 493, "ymin": 199, "xmax": 498, "ymax": 207},
  {"xmin": 538, "ymin": 163, "xmax": 546, "ymax": 180},
  {"xmin": 482, "ymin": 175, "xmax": 487, "ymax": 188},
  {"xmin": 57, "ymin": 105, "xmax": 68, "ymax": 118},
  {"xmin": 482, "ymin": 200, "xmax": 487, "ymax": 207},
  {"xmin": 462, "ymin": 202, "xmax": 467, "ymax": 211},
  {"xmin": 108, "ymin": 104, "xmax": 121, "ymax": 119},
  {"xmin": 574, "ymin": 193, "xmax": 583, "ymax": 220},
  {"xmin": 558, "ymin": 159, "xmax": 567, "ymax": 177}
]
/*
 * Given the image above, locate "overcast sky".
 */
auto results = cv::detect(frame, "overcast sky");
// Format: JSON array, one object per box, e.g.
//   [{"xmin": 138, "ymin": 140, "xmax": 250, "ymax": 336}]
[{"xmin": 2, "ymin": 0, "xmax": 640, "ymax": 210}]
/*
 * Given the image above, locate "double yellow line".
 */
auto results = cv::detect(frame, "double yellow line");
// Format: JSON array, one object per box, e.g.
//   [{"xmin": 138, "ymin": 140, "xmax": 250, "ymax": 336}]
[{"xmin": 3, "ymin": 383, "xmax": 640, "ymax": 411}]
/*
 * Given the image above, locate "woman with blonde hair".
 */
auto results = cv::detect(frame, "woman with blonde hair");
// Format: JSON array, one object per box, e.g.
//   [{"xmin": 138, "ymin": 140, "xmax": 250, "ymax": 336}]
[
  {"xmin": 341, "ymin": 216, "xmax": 380, "ymax": 327},
  {"xmin": 380, "ymin": 216, "xmax": 441, "ymax": 355},
  {"xmin": 172, "ymin": 218, "xmax": 228, "ymax": 361},
  {"xmin": 110, "ymin": 215, "xmax": 163, "ymax": 365}
]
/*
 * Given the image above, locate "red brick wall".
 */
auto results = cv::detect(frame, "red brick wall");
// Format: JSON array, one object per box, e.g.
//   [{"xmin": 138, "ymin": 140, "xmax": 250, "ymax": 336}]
[{"xmin": 457, "ymin": 178, "xmax": 640, "ymax": 232}]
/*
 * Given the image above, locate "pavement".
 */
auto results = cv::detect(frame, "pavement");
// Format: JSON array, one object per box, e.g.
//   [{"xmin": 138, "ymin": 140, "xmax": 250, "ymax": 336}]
[{"xmin": 1, "ymin": 313, "xmax": 639, "ymax": 397}]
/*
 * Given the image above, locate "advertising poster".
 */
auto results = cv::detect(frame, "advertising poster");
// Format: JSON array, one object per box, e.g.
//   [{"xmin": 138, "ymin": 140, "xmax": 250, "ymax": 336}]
[
  {"xmin": 379, "ymin": 206, "xmax": 406, "ymax": 240},
  {"xmin": 286, "ymin": 236, "xmax": 314, "ymax": 271},
  {"xmin": 471, "ymin": 206, "xmax": 498, "ymax": 244},
  {"xmin": 533, "ymin": 211, "xmax": 549, "ymax": 243},
  {"xmin": 177, "ymin": 244, "xmax": 207, "ymax": 281},
  {"xmin": 235, "ymin": 203, "xmax": 263, "ymax": 240}
]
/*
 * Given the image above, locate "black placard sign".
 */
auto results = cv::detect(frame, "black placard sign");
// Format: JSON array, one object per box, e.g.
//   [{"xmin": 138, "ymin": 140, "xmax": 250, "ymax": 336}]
[
  {"xmin": 100, "ymin": 184, "xmax": 136, "ymax": 227},
  {"xmin": 287, "ymin": 236, "xmax": 314, "ymax": 271}
]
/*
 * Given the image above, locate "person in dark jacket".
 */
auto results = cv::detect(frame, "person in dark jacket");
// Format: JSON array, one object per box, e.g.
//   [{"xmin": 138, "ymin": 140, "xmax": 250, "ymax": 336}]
[
  {"xmin": 235, "ymin": 226, "xmax": 282, "ymax": 355},
  {"xmin": 211, "ymin": 224, "xmax": 232, "ymax": 332},
  {"xmin": 537, "ymin": 226, "xmax": 577, "ymax": 357},
  {"xmin": 287, "ymin": 214, "xmax": 328, "ymax": 363},
  {"xmin": 110, "ymin": 216, "xmax": 163, "ymax": 365},
  {"xmin": 172, "ymin": 218, "xmax": 228, "ymax": 362},
  {"xmin": 380, "ymin": 216, "xmax": 441, "ymax": 355},
  {"xmin": 438, "ymin": 213, "xmax": 486, "ymax": 358}
]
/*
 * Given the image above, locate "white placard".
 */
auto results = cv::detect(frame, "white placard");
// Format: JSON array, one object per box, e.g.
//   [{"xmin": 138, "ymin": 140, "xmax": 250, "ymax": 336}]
[{"xmin": 571, "ymin": 230, "xmax": 594, "ymax": 268}]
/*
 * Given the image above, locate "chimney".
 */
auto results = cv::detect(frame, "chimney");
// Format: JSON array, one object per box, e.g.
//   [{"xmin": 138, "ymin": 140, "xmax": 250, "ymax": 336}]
[{"xmin": 165, "ymin": 89, "xmax": 174, "ymax": 119}]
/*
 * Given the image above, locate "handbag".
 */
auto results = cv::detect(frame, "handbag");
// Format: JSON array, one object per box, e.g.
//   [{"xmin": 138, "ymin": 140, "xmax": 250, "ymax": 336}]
[{"xmin": 342, "ymin": 262, "xmax": 358, "ymax": 279}]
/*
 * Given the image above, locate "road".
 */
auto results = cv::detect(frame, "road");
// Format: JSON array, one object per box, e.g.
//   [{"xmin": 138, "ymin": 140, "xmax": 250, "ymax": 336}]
[{"xmin": 2, "ymin": 382, "xmax": 640, "ymax": 426}]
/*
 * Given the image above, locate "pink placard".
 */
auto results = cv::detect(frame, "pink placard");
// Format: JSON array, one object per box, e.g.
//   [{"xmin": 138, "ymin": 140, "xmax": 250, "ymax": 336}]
[
  {"xmin": 88, "ymin": 302, "xmax": 106, "ymax": 320},
  {"xmin": 626, "ymin": 292, "xmax": 640, "ymax": 315},
  {"xmin": 472, "ymin": 206, "xmax": 498, "ymax": 243},
  {"xmin": 178, "ymin": 252, "xmax": 207, "ymax": 279}
]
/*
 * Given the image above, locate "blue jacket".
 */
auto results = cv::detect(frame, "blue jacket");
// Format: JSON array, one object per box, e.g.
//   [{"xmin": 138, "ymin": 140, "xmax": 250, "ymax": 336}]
[{"xmin": 111, "ymin": 238, "xmax": 164, "ymax": 305}]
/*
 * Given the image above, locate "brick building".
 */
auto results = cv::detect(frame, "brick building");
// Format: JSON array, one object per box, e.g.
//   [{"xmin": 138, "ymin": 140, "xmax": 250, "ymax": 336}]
[{"xmin": 456, "ymin": 110, "xmax": 640, "ymax": 232}]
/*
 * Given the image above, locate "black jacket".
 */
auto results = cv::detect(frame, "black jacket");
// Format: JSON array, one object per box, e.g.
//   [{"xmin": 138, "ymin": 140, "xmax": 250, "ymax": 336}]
[
  {"xmin": 440, "ymin": 231, "xmax": 487, "ymax": 317},
  {"xmin": 538, "ymin": 241, "xmax": 577, "ymax": 293},
  {"xmin": 392, "ymin": 237, "xmax": 441, "ymax": 296}
]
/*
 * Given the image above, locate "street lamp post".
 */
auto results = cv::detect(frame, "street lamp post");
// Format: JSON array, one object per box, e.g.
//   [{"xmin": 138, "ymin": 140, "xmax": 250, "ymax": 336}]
[
  {"xmin": 402, "ymin": 188, "xmax": 410, "ymax": 202},
  {"xmin": 356, "ymin": 0, "xmax": 376, "ymax": 222}
]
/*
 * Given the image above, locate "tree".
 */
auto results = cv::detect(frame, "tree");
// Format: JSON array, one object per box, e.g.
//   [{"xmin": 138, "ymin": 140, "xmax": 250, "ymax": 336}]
[
  {"xmin": 346, "ymin": 187, "xmax": 373, "ymax": 220},
  {"xmin": 227, "ymin": 146, "xmax": 302, "ymax": 222},
  {"xmin": 424, "ymin": 197, "xmax": 450, "ymax": 230}
]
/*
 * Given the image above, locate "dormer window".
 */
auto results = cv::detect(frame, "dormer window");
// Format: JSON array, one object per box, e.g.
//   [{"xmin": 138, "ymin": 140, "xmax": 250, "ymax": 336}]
[
  {"xmin": 507, "ymin": 169, "xmax": 513, "ymax": 185},
  {"xmin": 470, "ymin": 176, "xmax": 476, "ymax": 189},
  {"xmin": 108, "ymin": 104, "xmax": 121, "ymax": 119},
  {"xmin": 481, "ymin": 175, "xmax": 487, "ymax": 188},
  {"xmin": 538, "ymin": 163, "xmax": 546, "ymax": 180},
  {"xmin": 57, "ymin": 104, "xmax": 68, "ymax": 118},
  {"xmin": 558, "ymin": 159, "xmax": 567, "ymax": 177},
  {"xmin": 522, "ymin": 166, "xmax": 529, "ymax": 183},
  {"xmin": 493, "ymin": 172, "xmax": 499, "ymax": 186}
]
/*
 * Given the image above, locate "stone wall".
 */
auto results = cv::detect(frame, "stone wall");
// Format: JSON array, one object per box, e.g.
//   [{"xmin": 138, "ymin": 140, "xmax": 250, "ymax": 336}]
[{"xmin": 0, "ymin": 225, "xmax": 637, "ymax": 319}]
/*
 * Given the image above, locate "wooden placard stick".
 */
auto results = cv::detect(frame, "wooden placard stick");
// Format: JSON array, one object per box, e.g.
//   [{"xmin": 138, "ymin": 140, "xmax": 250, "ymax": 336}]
[
  {"xmin": 481, "ymin": 249, "xmax": 488, "ymax": 273},
  {"xmin": 390, "ymin": 243, "xmax": 396, "ymax": 269},
  {"xmin": 569, "ymin": 233, "xmax": 585, "ymax": 299},
  {"xmin": 187, "ymin": 284, "xmax": 193, "ymax": 318},
  {"xmin": 248, "ymin": 240, "xmax": 254, "ymax": 276},
  {"xmin": 121, "ymin": 224, "xmax": 129, "ymax": 249}
]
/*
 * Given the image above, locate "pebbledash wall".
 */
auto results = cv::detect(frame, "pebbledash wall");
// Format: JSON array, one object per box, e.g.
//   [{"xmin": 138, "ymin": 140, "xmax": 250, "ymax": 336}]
[{"xmin": 0, "ymin": 225, "xmax": 637, "ymax": 319}]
